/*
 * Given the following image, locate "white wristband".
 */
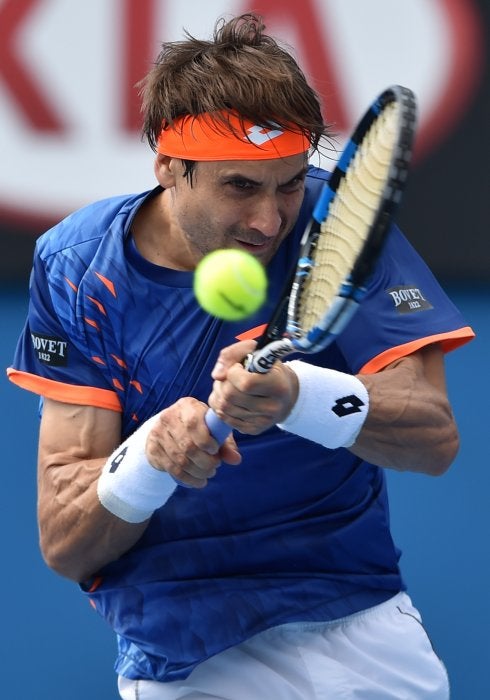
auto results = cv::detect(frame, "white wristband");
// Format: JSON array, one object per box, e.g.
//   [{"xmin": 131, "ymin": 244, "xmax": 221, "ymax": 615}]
[
  {"xmin": 277, "ymin": 360, "xmax": 369, "ymax": 449},
  {"xmin": 97, "ymin": 414, "xmax": 177, "ymax": 523}
]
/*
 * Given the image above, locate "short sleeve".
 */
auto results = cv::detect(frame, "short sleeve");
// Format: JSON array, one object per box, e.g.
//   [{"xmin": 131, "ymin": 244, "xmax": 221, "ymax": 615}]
[
  {"xmin": 335, "ymin": 226, "xmax": 474, "ymax": 374},
  {"xmin": 7, "ymin": 247, "xmax": 121, "ymax": 411}
]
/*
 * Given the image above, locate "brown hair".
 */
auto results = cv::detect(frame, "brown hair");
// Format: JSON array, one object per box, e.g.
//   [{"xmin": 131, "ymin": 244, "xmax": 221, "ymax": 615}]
[{"xmin": 139, "ymin": 13, "xmax": 330, "ymax": 154}]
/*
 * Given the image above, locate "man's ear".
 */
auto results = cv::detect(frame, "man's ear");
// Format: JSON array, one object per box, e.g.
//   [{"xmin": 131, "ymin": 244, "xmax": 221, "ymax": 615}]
[{"xmin": 154, "ymin": 154, "xmax": 177, "ymax": 188}]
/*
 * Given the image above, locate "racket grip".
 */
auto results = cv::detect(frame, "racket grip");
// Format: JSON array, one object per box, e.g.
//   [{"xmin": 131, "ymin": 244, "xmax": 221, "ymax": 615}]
[{"xmin": 205, "ymin": 408, "xmax": 232, "ymax": 445}]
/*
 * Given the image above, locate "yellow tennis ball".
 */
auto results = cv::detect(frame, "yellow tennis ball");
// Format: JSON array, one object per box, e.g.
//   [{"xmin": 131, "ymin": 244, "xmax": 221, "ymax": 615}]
[{"xmin": 194, "ymin": 249, "xmax": 267, "ymax": 321}]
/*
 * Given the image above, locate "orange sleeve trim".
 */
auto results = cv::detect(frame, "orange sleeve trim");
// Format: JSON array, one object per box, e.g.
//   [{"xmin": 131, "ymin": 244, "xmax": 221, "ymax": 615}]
[
  {"xmin": 6, "ymin": 368, "xmax": 122, "ymax": 412},
  {"xmin": 235, "ymin": 326, "xmax": 475, "ymax": 372},
  {"xmin": 359, "ymin": 326, "xmax": 475, "ymax": 375}
]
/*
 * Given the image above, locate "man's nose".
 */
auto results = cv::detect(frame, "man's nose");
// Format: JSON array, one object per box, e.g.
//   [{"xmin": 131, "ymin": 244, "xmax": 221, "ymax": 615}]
[{"xmin": 247, "ymin": 196, "xmax": 283, "ymax": 237}]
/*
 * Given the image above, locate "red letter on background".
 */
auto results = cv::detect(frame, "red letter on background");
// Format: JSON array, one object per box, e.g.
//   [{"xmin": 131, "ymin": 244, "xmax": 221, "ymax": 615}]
[
  {"xmin": 119, "ymin": 0, "xmax": 351, "ymax": 135},
  {"xmin": 0, "ymin": 0, "xmax": 64, "ymax": 131},
  {"xmin": 239, "ymin": 0, "xmax": 349, "ymax": 131},
  {"xmin": 121, "ymin": 0, "xmax": 155, "ymax": 133}
]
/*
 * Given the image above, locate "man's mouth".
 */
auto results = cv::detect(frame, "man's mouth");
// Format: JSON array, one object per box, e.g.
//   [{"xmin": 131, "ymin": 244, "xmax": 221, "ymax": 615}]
[{"xmin": 234, "ymin": 239, "xmax": 272, "ymax": 255}]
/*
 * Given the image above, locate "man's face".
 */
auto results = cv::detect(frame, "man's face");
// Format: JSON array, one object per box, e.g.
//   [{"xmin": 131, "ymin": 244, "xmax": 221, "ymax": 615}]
[{"xmin": 162, "ymin": 154, "xmax": 308, "ymax": 266}]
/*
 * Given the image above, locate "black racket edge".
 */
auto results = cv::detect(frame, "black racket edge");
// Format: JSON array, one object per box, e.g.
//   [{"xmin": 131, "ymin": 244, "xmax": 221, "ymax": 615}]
[
  {"xmin": 323, "ymin": 85, "xmax": 417, "ymax": 289},
  {"xmin": 349, "ymin": 86, "xmax": 417, "ymax": 287}
]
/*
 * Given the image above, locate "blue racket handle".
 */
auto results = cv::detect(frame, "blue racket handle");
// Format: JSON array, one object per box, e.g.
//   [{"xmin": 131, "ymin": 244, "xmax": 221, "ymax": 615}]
[{"xmin": 205, "ymin": 408, "xmax": 232, "ymax": 445}]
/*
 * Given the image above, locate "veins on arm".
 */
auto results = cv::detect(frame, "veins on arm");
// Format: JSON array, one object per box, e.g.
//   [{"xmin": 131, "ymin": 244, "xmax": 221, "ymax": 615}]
[
  {"xmin": 350, "ymin": 344, "xmax": 459, "ymax": 475},
  {"xmin": 37, "ymin": 399, "xmax": 148, "ymax": 582}
]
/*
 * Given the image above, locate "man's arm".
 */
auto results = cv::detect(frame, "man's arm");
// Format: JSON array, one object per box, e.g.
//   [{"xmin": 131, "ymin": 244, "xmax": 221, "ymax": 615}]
[
  {"xmin": 37, "ymin": 401, "xmax": 147, "ymax": 582},
  {"xmin": 37, "ymin": 398, "xmax": 241, "ymax": 582},
  {"xmin": 208, "ymin": 341, "xmax": 459, "ymax": 476},
  {"xmin": 350, "ymin": 344, "xmax": 459, "ymax": 474}
]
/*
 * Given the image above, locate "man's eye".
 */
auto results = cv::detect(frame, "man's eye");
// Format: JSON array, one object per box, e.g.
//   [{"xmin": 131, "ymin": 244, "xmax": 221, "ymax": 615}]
[
  {"xmin": 280, "ymin": 177, "xmax": 305, "ymax": 193},
  {"xmin": 228, "ymin": 179, "xmax": 255, "ymax": 191}
]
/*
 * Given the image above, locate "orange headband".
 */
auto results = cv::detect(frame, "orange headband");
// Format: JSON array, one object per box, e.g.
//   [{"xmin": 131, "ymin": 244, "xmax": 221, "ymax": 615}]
[{"xmin": 157, "ymin": 111, "xmax": 310, "ymax": 161}]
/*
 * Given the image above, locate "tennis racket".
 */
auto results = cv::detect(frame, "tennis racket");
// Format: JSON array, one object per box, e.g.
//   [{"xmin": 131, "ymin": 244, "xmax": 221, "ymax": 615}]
[{"xmin": 206, "ymin": 84, "xmax": 417, "ymax": 444}]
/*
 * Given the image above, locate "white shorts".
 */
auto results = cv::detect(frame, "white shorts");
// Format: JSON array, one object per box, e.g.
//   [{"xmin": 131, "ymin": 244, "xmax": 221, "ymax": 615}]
[{"xmin": 118, "ymin": 592, "xmax": 449, "ymax": 699}]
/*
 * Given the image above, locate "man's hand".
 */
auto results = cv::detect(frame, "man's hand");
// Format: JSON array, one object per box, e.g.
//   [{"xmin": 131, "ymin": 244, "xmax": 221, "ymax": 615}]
[
  {"xmin": 147, "ymin": 397, "xmax": 242, "ymax": 488},
  {"xmin": 208, "ymin": 340, "xmax": 299, "ymax": 435}
]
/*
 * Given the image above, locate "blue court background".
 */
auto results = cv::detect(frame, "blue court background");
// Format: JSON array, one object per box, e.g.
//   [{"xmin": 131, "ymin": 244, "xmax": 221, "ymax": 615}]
[{"xmin": 1, "ymin": 283, "xmax": 489, "ymax": 699}]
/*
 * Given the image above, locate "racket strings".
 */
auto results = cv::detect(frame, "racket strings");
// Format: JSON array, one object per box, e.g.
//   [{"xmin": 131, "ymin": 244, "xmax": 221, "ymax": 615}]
[{"xmin": 298, "ymin": 102, "xmax": 399, "ymax": 330}]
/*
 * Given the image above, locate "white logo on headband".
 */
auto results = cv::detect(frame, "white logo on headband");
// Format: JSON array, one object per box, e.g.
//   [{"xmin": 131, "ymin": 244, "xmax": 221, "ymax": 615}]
[{"xmin": 246, "ymin": 125, "xmax": 284, "ymax": 145}]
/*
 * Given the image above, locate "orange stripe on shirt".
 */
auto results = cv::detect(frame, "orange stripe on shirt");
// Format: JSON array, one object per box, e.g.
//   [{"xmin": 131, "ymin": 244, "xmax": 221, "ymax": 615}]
[
  {"xmin": 85, "ymin": 317, "xmax": 100, "ymax": 331},
  {"xmin": 236, "ymin": 324, "xmax": 267, "ymax": 341},
  {"xmin": 111, "ymin": 354, "xmax": 128, "ymax": 369},
  {"xmin": 130, "ymin": 379, "xmax": 143, "ymax": 394},
  {"xmin": 87, "ymin": 296, "xmax": 107, "ymax": 315},
  {"xmin": 6, "ymin": 369, "xmax": 122, "ymax": 412},
  {"xmin": 95, "ymin": 272, "xmax": 116, "ymax": 297},
  {"xmin": 359, "ymin": 327, "xmax": 475, "ymax": 374},
  {"xmin": 65, "ymin": 276, "xmax": 78, "ymax": 293},
  {"xmin": 87, "ymin": 576, "xmax": 103, "ymax": 593}
]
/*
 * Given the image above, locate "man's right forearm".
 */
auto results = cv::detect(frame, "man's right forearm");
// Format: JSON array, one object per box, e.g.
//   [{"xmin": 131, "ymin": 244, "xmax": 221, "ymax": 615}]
[{"xmin": 38, "ymin": 456, "xmax": 149, "ymax": 582}]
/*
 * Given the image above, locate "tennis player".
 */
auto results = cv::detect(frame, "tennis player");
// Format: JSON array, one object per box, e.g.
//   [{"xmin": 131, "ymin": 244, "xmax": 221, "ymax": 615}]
[{"xmin": 7, "ymin": 13, "xmax": 474, "ymax": 699}]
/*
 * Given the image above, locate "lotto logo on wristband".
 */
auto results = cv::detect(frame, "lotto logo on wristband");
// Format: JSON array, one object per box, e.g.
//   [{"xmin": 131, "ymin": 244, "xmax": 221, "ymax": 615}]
[
  {"xmin": 332, "ymin": 394, "xmax": 365, "ymax": 417},
  {"xmin": 31, "ymin": 332, "xmax": 68, "ymax": 366},
  {"xmin": 110, "ymin": 446, "xmax": 128, "ymax": 472}
]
